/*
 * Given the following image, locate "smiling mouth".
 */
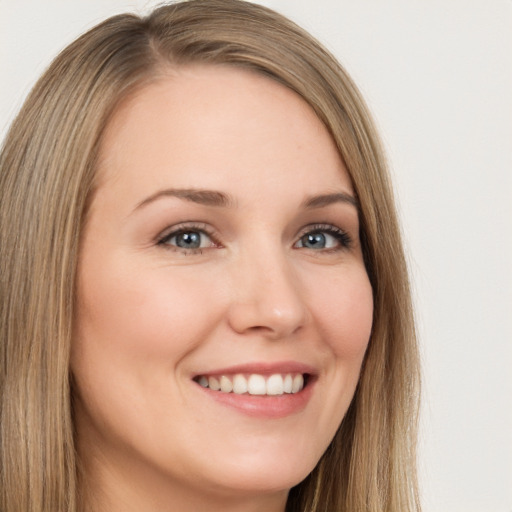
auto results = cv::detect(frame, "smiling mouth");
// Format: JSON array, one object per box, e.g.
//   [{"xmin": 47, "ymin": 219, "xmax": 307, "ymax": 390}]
[{"xmin": 193, "ymin": 373, "xmax": 309, "ymax": 396}]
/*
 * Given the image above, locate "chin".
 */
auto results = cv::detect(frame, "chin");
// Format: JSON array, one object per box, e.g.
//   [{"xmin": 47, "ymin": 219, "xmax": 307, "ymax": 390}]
[{"xmin": 194, "ymin": 445, "xmax": 319, "ymax": 497}]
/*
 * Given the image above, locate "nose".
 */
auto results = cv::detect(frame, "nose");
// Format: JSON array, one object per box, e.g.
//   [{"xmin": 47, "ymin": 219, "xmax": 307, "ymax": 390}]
[{"xmin": 227, "ymin": 250, "xmax": 309, "ymax": 340}]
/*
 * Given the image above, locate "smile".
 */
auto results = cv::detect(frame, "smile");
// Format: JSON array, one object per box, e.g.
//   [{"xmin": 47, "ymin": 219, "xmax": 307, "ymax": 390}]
[{"xmin": 195, "ymin": 373, "xmax": 305, "ymax": 396}]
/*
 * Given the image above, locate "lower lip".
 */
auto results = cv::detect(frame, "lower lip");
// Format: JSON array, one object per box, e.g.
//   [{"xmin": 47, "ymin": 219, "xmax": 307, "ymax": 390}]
[{"xmin": 195, "ymin": 379, "xmax": 315, "ymax": 419}]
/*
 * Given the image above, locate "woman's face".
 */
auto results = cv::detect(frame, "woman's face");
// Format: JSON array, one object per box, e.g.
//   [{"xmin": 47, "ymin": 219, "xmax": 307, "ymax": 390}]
[{"xmin": 72, "ymin": 65, "xmax": 373, "ymax": 510}]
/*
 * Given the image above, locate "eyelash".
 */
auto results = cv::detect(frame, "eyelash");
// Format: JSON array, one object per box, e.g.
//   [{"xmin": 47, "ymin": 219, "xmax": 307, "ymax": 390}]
[{"xmin": 156, "ymin": 222, "xmax": 352, "ymax": 254}]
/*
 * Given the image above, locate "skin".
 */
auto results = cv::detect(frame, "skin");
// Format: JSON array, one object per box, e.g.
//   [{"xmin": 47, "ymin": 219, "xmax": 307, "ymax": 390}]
[{"xmin": 72, "ymin": 65, "xmax": 373, "ymax": 512}]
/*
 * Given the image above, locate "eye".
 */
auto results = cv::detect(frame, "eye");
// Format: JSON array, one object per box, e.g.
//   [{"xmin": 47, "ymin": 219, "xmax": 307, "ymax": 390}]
[
  {"xmin": 170, "ymin": 231, "xmax": 205, "ymax": 249},
  {"xmin": 298, "ymin": 232, "xmax": 335, "ymax": 249},
  {"xmin": 157, "ymin": 224, "xmax": 217, "ymax": 253},
  {"xmin": 294, "ymin": 225, "xmax": 352, "ymax": 251}
]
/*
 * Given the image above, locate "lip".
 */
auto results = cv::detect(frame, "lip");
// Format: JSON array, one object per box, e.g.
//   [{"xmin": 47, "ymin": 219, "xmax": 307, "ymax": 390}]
[
  {"xmin": 193, "ymin": 361, "xmax": 316, "ymax": 378},
  {"xmin": 192, "ymin": 361, "xmax": 317, "ymax": 419}
]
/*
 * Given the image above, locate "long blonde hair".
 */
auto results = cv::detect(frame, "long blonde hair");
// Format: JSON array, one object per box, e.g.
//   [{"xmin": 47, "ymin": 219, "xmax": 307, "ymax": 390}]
[{"xmin": 0, "ymin": 1, "xmax": 421, "ymax": 511}]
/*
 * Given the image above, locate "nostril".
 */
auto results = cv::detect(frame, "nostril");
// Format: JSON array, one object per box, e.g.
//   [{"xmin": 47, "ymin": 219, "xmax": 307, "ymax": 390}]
[{"xmin": 226, "ymin": 277, "xmax": 309, "ymax": 338}]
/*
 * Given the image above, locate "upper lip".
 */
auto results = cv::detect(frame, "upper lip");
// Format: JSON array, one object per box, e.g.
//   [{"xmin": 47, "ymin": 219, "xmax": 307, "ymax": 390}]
[{"xmin": 193, "ymin": 361, "xmax": 316, "ymax": 377}]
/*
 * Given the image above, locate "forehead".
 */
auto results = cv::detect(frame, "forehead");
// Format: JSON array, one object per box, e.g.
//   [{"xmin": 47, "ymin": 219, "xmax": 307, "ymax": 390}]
[{"xmin": 95, "ymin": 64, "xmax": 352, "ymax": 202}]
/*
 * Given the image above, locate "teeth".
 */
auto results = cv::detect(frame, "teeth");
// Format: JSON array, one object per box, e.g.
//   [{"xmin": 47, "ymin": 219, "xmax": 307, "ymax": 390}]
[
  {"xmin": 233, "ymin": 374, "xmax": 248, "ymax": 394},
  {"xmin": 266, "ymin": 374, "xmax": 284, "ymax": 395},
  {"xmin": 292, "ymin": 374, "xmax": 304, "ymax": 393},
  {"xmin": 248, "ymin": 374, "xmax": 266, "ymax": 395},
  {"xmin": 283, "ymin": 374, "xmax": 293, "ymax": 393},
  {"xmin": 220, "ymin": 375, "xmax": 233, "ymax": 393},
  {"xmin": 198, "ymin": 373, "xmax": 306, "ymax": 396},
  {"xmin": 208, "ymin": 376, "xmax": 220, "ymax": 391}
]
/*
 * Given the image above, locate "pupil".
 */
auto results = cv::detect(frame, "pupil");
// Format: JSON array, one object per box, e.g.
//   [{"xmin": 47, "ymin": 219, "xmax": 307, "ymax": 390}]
[
  {"xmin": 177, "ymin": 232, "xmax": 201, "ymax": 248},
  {"xmin": 303, "ymin": 233, "xmax": 326, "ymax": 248}
]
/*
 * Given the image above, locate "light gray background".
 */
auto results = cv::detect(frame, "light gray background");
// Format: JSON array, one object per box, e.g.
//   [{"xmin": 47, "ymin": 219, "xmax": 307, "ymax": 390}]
[{"xmin": 1, "ymin": 1, "xmax": 511, "ymax": 511}]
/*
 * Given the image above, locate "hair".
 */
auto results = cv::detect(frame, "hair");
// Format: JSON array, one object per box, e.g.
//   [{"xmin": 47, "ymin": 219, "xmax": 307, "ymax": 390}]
[{"xmin": 0, "ymin": 1, "xmax": 421, "ymax": 511}]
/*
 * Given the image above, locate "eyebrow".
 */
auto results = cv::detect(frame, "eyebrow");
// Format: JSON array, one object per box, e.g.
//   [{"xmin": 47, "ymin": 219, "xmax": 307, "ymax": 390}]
[
  {"xmin": 133, "ymin": 188, "xmax": 358, "ymax": 212},
  {"xmin": 134, "ymin": 188, "xmax": 235, "ymax": 211},
  {"xmin": 302, "ymin": 192, "xmax": 359, "ymax": 210}
]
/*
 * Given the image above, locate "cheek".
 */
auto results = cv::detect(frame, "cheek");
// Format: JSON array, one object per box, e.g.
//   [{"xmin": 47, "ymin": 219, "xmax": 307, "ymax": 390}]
[
  {"xmin": 297, "ymin": 265, "xmax": 372, "ymax": 458},
  {"xmin": 74, "ymin": 259, "xmax": 224, "ymax": 366},
  {"xmin": 311, "ymin": 267, "xmax": 373, "ymax": 359},
  {"xmin": 71, "ymin": 259, "xmax": 227, "ymax": 442}
]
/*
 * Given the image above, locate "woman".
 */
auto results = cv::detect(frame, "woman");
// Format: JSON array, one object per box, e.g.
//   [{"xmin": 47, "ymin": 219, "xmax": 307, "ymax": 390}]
[{"xmin": 0, "ymin": 1, "xmax": 421, "ymax": 511}]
